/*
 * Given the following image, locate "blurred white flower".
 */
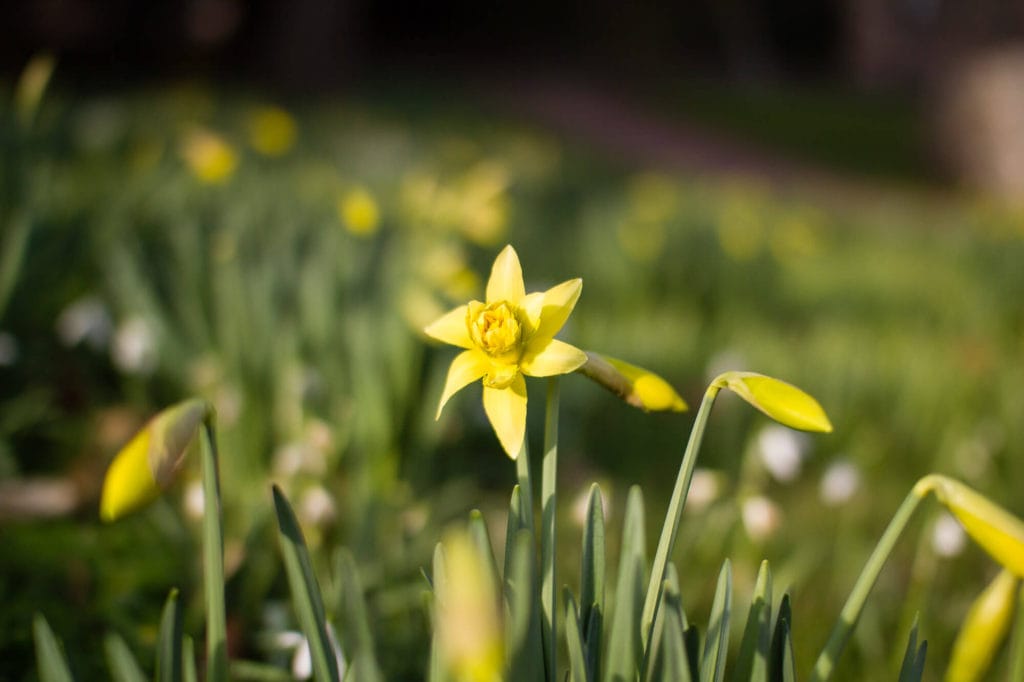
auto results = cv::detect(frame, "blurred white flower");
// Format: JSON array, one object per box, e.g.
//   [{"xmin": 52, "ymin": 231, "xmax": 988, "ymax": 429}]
[
  {"xmin": 687, "ymin": 469, "xmax": 723, "ymax": 512},
  {"xmin": 819, "ymin": 459, "xmax": 861, "ymax": 506},
  {"xmin": 756, "ymin": 424, "xmax": 809, "ymax": 483},
  {"xmin": 299, "ymin": 486, "xmax": 336, "ymax": 526},
  {"xmin": 0, "ymin": 332, "xmax": 18, "ymax": 366},
  {"xmin": 183, "ymin": 479, "xmax": 205, "ymax": 520},
  {"xmin": 111, "ymin": 317, "xmax": 157, "ymax": 374},
  {"xmin": 741, "ymin": 495, "xmax": 782, "ymax": 542},
  {"xmin": 932, "ymin": 512, "xmax": 967, "ymax": 558},
  {"xmin": 292, "ymin": 625, "xmax": 347, "ymax": 680},
  {"xmin": 56, "ymin": 296, "xmax": 112, "ymax": 350}
]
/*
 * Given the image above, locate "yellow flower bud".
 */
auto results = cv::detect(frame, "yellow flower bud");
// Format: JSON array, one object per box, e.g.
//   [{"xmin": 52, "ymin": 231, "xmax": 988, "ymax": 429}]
[
  {"xmin": 100, "ymin": 399, "xmax": 211, "ymax": 522},
  {"xmin": 715, "ymin": 371, "xmax": 832, "ymax": 433},
  {"xmin": 577, "ymin": 352, "xmax": 687, "ymax": 412},
  {"xmin": 945, "ymin": 569, "xmax": 1019, "ymax": 682},
  {"xmin": 338, "ymin": 186, "xmax": 380, "ymax": 236},
  {"xmin": 916, "ymin": 475, "xmax": 1024, "ymax": 578}
]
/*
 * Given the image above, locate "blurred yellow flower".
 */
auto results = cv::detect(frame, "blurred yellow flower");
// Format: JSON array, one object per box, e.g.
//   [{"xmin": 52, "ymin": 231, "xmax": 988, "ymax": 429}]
[
  {"xmin": 945, "ymin": 569, "xmax": 1019, "ymax": 682},
  {"xmin": 181, "ymin": 128, "xmax": 237, "ymax": 184},
  {"xmin": 437, "ymin": 532, "xmax": 503, "ymax": 682},
  {"xmin": 247, "ymin": 106, "xmax": 297, "ymax": 157},
  {"xmin": 338, "ymin": 186, "xmax": 380, "ymax": 237},
  {"xmin": 15, "ymin": 52, "xmax": 56, "ymax": 128},
  {"xmin": 715, "ymin": 371, "xmax": 833, "ymax": 433},
  {"xmin": 100, "ymin": 399, "xmax": 211, "ymax": 521},
  {"xmin": 425, "ymin": 245, "xmax": 586, "ymax": 457}
]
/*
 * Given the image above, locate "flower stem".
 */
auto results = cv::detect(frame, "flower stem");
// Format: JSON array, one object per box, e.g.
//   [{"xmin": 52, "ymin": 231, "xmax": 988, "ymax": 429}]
[
  {"xmin": 809, "ymin": 488, "xmax": 926, "ymax": 682},
  {"xmin": 640, "ymin": 384, "xmax": 721, "ymax": 661},
  {"xmin": 1009, "ymin": 582, "xmax": 1024, "ymax": 680},
  {"xmin": 541, "ymin": 378, "xmax": 560, "ymax": 682},
  {"xmin": 201, "ymin": 420, "xmax": 228, "ymax": 682},
  {"xmin": 515, "ymin": 439, "xmax": 533, "ymax": 533}
]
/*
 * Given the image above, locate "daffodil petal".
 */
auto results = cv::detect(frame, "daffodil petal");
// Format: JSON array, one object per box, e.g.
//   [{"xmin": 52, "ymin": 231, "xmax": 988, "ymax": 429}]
[
  {"xmin": 485, "ymin": 245, "xmax": 525, "ymax": 304},
  {"xmin": 425, "ymin": 304, "xmax": 473, "ymax": 348},
  {"xmin": 532, "ymin": 278, "xmax": 583, "ymax": 345},
  {"xmin": 946, "ymin": 568, "xmax": 1018, "ymax": 682},
  {"xmin": 521, "ymin": 339, "xmax": 588, "ymax": 377},
  {"xmin": 520, "ymin": 291, "xmax": 545, "ymax": 331},
  {"xmin": 437, "ymin": 350, "xmax": 489, "ymax": 418},
  {"xmin": 482, "ymin": 374, "xmax": 527, "ymax": 458}
]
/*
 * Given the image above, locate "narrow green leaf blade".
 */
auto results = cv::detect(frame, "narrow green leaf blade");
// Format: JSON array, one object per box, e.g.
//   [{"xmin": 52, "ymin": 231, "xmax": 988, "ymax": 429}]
[
  {"xmin": 603, "ymin": 486, "xmax": 646, "ymax": 682},
  {"xmin": 468, "ymin": 509, "xmax": 501, "ymax": 604},
  {"xmin": 505, "ymin": 528, "xmax": 544, "ymax": 682},
  {"xmin": 272, "ymin": 485, "xmax": 340, "ymax": 682},
  {"xmin": 645, "ymin": 564, "xmax": 691, "ymax": 682},
  {"xmin": 103, "ymin": 633, "xmax": 146, "ymax": 682},
  {"xmin": 33, "ymin": 614, "xmax": 74, "ymax": 682},
  {"xmin": 564, "ymin": 588, "xmax": 588, "ymax": 682},
  {"xmin": 333, "ymin": 548, "xmax": 384, "ymax": 682},
  {"xmin": 770, "ymin": 594, "xmax": 795, "ymax": 682},
  {"xmin": 156, "ymin": 589, "xmax": 183, "ymax": 682},
  {"xmin": 183, "ymin": 635, "xmax": 197, "ymax": 682},
  {"xmin": 229, "ymin": 660, "xmax": 295, "ymax": 681},
  {"xmin": 897, "ymin": 616, "xmax": 927, "ymax": 682},
  {"xmin": 581, "ymin": 483, "xmax": 606, "ymax": 639},
  {"xmin": 427, "ymin": 543, "xmax": 446, "ymax": 682},
  {"xmin": 733, "ymin": 560, "xmax": 772, "ymax": 682},
  {"xmin": 700, "ymin": 559, "xmax": 732, "ymax": 682}
]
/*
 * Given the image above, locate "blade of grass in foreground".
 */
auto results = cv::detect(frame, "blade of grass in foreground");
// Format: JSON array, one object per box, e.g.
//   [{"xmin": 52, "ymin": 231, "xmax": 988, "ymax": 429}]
[
  {"xmin": 103, "ymin": 633, "xmax": 146, "ymax": 682},
  {"xmin": 156, "ymin": 589, "xmax": 183, "ymax": 682},
  {"xmin": 541, "ymin": 377, "xmax": 560, "ymax": 682},
  {"xmin": 273, "ymin": 485, "xmax": 340, "ymax": 682},
  {"xmin": 733, "ymin": 560, "xmax": 772, "ymax": 682},
  {"xmin": 564, "ymin": 589, "xmax": 588, "ymax": 682},
  {"xmin": 33, "ymin": 614, "xmax": 74, "ymax": 682},
  {"xmin": 580, "ymin": 483, "xmax": 606, "ymax": 682},
  {"xmin": 604, "ymin": 486, "xmax": 646, "ymax": 682},
  {"xmin": 896, "ymin": 616, "xmax": 927, "ymax": 682},
  {"xmin": 700, "ymin": 559, "xmax": 732, "ymax": 682},
  {"xmin": 200, "ymin": 422, "xmax": 228, "ymax": 682}
]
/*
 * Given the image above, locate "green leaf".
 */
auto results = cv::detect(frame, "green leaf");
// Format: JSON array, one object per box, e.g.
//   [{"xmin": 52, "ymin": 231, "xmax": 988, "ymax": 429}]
[
  {"xmin": 700, "ymin": 559, "xmax": 732, "ymax": 682},
  {"xmin": 897, "ymin": 617, "xmax": 927, "ymax": 682},
  {"xmin": 769, "ymin": 595, "xmax": 796, "ymax": 682},
  {"xmin": 581, "ymin": 483, "xmax": 606, "ymax": 639},
  {"xmin": 272, "ymin": 485, "xmax": 340, "ymax": 682},
  {"xmin": 504, "ymin": 485, "xmax": 528, "ymax": 583},
  {"xmin": 156, "ymin": 589, "xmax": 183, "ymax": 682},
  {"xmin": 564, "ymin": 588, "xmax": 589, "ymax": 682},
  {"xmin": 200, "ymin": 422, "xmax": 228, "ymax": 682},
  {"xmin": 541, "ymin": 377, "xmax": 560, "ymax": 682},
  {"xmin": 733, "ymin": 560, "xmax": 772, "ymax": 682},
  {"xmin": 1011, "ymin": 583, "xmax": 1024, "ymax": 682},
  {"xmin": 183, "ymin": 635, "xmax": 198, "ymax": 682},
  {"xmin": 103, "ymin": 633, "xmax": 146, "ymax": 682},
  {"xmin": 468, "ymin": 509, "xmax": 501, "ymax": 605},
  {"xmin": 229, "ymin": 660, "xmax": 295, "ymax": 681},
  {"xmin": 33, "ymin": 614, "xmax": 74, "ymax": 682},
  {"xmin": 333, "ymin": 548, "xmax": 384, "ymax": 682},
  {"xmin": 428, "ymin": 543, "xmax": 446, "ymax": 682},
  {"xmin": 584, "ymin": 604, "xmax": 604, "ymax": 682},
  {"xmin": 645, "ymin": 564, "xmax": 692, "ymax": 682},
  {"xmin": 604, "ymin": 486, "xmax": 646, "ymax": 682},
  {"xmin": 505, "ymin": 528, "xmax": 544, "ymax": 682}
]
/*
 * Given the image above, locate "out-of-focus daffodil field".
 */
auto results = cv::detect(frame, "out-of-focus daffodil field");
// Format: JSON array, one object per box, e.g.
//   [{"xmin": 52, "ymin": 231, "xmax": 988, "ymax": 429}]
[{"xmin": 4, "ymin": 69, "xmax": 1024, "ymax": 681}]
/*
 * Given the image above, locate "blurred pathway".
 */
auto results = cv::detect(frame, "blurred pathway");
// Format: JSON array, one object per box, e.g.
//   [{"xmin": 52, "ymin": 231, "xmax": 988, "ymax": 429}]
[{"xmin": 490, "ymin": 78, "xmax": 939, "ymax": 207}]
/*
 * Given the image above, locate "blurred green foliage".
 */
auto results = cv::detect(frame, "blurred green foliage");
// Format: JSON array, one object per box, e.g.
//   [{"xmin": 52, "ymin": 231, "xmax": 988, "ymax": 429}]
[{"xmin": 3, "ymin": 75, "xmax": 1024, "ymax": 680}]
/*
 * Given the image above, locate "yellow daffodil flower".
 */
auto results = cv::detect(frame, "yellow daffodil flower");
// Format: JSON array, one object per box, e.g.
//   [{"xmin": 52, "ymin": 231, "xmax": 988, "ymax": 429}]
[
  {"xmin": 425, "ymin": 245, "xmax": 586, "ymax": 457},
  {"xmin": 338, "ymin": 186, "xmax": 380, "ymax": 237},
  {"xmin": 100, "ymin": 399, "xmax": 211, "ymax": 521},
  {"xmin": 247, "ymin": 106, "xmax": 297, "ymax": 157}
]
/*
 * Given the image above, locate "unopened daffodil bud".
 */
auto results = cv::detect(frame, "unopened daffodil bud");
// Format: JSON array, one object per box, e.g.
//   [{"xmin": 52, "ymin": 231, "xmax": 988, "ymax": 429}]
[
  {"xmin": 915, "ymin": 475, "xmax": 1024, "ymax": 577},
  {"xmin": 100, "ymin": 399, "xmax": 212, "ymax": 522},
  {"xmin": 437, "ymin": 531, "xmax": 503, "ymax": 682},
  {"xmin": 577, "ymin": 352, "xmax": 687, "ymax": 412},
  {"xmin": 945, "ymin": 569, "xmax": 1019, "ymax": 682},
  {"xmin": 714, "ymin": 371, "xmax": 832, "ymax": 433}
]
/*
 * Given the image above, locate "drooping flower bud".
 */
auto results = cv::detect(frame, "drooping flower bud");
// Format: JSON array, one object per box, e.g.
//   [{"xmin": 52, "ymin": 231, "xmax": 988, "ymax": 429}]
[
  {"xmin": 945, "ymin": 569, "xmax": 1019, "ymax": 682},
  {"xmin": 715, "ymin": 371, "xmax": 832, "ymax": 433},
  {"xmin": 577, "ymin": 352, "xmax": 687, "ymax": 412}
]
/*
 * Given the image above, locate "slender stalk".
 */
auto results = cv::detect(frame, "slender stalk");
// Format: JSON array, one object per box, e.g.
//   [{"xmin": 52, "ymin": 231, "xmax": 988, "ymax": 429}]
[
  {"xmin": 515, "ymin": 439, "xmax": 534, "ymax": 533},
  {"xmin": 541, "ymin": 378, "xmax": 560, "ymax": 682},
  {"xmin": 809, "ymin": 489, "xmax": 926, "ymax": 682},
  {"xmin": 640, "ymin": 384, "xmax": 721, "ymax": 660},
  {"xmin": 201, "ymin": 420, "xmax": 228, "ymax": 682}
]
